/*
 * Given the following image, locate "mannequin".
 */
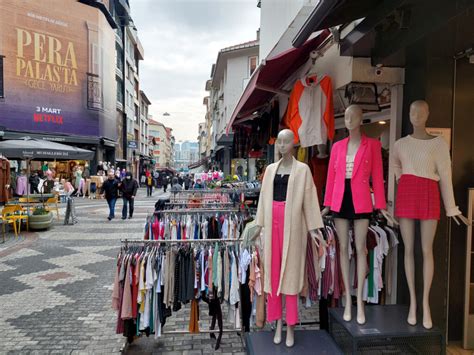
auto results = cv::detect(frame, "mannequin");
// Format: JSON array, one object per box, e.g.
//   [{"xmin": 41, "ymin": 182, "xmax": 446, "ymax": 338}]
[
  {"xmin": 251, "ymin": 129, "xmax": 326, "ymax": 347},
  {"xmin": 393, "ymin": 100, "xmax": 468, "ymax": 329},
  {"xmin": 322, "ymin": 105, "xmax": 387, "ymax": 325}
]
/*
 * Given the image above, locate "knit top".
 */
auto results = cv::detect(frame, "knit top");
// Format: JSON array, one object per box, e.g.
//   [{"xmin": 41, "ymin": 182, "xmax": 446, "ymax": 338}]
[{"xmin": 393, "ymin": 135, "xmax": 460, "ymax": 216}]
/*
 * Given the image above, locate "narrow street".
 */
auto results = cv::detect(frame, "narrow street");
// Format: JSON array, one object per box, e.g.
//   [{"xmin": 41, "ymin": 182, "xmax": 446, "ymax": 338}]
[{"xmin": 0, "ymin": 188, "xmax": 234, "ymax": 354}]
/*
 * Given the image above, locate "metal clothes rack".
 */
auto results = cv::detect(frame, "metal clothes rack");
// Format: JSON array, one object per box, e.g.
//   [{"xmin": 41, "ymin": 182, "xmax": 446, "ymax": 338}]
[
  {"xmin": 119, "ymin": 236, "xmax": 244, "ymax": 352},
  {"xmin": 155, "ymin": 208, "xmax": 241, "ymax": 215},
  {"xmin": 169, "ymin": 188, "xmax": 260, "ymax": 194}
]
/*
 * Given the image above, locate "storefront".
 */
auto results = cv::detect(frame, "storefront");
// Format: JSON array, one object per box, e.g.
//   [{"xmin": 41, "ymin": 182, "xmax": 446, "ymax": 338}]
[{"xmin": 229, "ymin": 0, "xmax": 474, "ymax": 348}]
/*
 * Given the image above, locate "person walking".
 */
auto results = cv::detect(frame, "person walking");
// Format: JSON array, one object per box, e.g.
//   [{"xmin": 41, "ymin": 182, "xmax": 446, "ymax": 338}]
[
  {"xmin": 100, "ymin": 169, "xmax": 120, "ymax": 220},
  {"xmin": 120, "ymin": 171, "xmax": 138, "ymax": 219},
  {"xmin": 171, "ymin": 177, "xmax": 183, "ymax": 192},
  {"xmin": 162, "ymin": 175, "xmax": 169, "ymax": 193},
  {"xmin": 146, "ymin": 173, "xmax": 154, "ymax": 197},
  {"xmin": 184, "ymin": 175, "xmax": 191, "ymax": 190},
  {"xmin": 153, "ymin": 170, "xmax": 160, "ymax": 188}
]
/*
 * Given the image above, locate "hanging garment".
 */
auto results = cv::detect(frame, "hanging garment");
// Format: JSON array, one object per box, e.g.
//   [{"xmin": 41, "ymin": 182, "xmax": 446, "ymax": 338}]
[{"xmin": 283, "ymin": 76, "xmax": 335, "ymax": 147}]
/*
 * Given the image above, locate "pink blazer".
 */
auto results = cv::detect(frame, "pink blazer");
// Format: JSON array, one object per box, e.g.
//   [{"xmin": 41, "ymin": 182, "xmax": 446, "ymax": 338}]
[{"xmin": 324, "ymin": 135, "xmax": 386, "ymax": 213}]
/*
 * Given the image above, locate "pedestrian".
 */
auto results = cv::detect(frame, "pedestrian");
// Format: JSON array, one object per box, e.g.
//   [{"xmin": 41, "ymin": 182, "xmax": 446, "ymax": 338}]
[
  {"xmin": 162, "ymin": 175, "xmax": 169, "ymax": 193},
  {"xmin": 120, "ymin": 172, "xmax": 138, "ymax": 219},
  {"xmin": 178, "ymin": 174, "xmax": 184, "ymax": 187},
  {"xmin": 153, "ymin": 170, "xmax": 160, "ymax": 187},
  {"xmin": 120, "ymin": 168, "xmax": 126, "ymax": 180},
  {"xmin": 100, "ymin": 169, "xmax": 120, "ymax": 220},
  {"xmin": 29, "ymin": 171, "xmax": 40, "ymax": 194},
  {"xmin": 184, "ymin": 175, "xmax": 191, "ymax": 190},
  {"xmin": 115, "ymin": 168, "xmax": 121, "ymax": 180},
  {"xmin": 193, "ymin": 178, "xmax": 204, "ymax": 189},
  {"xmin": 171, "ymin": 177, "xmax": 183, "ymax": 192},
  {"xmin": 146, "ymin": 173, "xmax": 154, "ymax": 197}
]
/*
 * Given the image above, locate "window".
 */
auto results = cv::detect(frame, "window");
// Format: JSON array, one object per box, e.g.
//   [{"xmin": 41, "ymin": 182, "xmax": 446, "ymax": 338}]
[
  {"xmin": 0, "ymin": 56, "xmax": 4, "ymax": 98},
  {"xmin": 249, "ymin": 56, "xmax": 258, "ymax": 76}
]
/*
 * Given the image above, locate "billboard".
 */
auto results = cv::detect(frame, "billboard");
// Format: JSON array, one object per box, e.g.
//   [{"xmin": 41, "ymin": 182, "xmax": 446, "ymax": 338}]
[{"xmin": 0, "ymin": 0, "xmax": 117, "ymax": 140}]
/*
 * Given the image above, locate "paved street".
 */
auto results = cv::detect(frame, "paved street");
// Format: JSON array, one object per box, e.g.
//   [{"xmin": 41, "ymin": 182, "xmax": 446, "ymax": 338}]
[{"xmin": 0, "ymin": 188, "xmax": 319, "ymax": 354}]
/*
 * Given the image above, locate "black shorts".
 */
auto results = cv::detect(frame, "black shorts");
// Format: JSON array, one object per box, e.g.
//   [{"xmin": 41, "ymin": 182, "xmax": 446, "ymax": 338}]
[{"xmin": 332, "ymin": 179, "xmax": 372, "ymax": 220}]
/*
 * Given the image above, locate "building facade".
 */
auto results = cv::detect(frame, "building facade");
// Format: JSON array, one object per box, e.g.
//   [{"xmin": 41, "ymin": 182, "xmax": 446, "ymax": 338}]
[
  {"xmin": 0, "ymin": 0, "xmax": 119, "ymax": 172},
  {"xmin": 148, "ymin": 120, "xmax": 173, "ymax": 170},
  {"xmin": 208, "ymin": 38, "xmax": 259, "ymax": 174}
]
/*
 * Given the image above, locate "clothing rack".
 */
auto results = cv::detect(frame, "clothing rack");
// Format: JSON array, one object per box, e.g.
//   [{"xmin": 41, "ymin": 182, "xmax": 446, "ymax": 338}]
[
  {"xmin": 122, "ymin": 238, "xmax": 241, "ymax": 244},
  {"xmin": 118, "ymin": 236, "xmax": 245, "ymax": 352},
  {"xmin": 170, "ymin": 188, "xmax": 260, "ymax": 194},
  {"xmin": 155, "ymin": 208, "xmax": 241, "ymax": 215}
]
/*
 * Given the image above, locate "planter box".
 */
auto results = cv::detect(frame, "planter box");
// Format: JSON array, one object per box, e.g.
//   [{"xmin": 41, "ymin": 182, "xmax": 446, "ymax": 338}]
[{"xmin": 29, "ymin": 212, "xmax": 53, "ymax": 230}]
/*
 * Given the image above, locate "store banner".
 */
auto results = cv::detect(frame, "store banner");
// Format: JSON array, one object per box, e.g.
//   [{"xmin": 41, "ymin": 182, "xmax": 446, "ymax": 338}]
[{"xmin": 0, "ymin": 0, "xmax": 117, "ymax": 140}]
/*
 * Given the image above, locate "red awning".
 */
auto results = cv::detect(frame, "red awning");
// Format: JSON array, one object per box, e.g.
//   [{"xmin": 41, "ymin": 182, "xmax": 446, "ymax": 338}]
[{"xmin": 226, "ymin": 29, "xmax": 330, "ymax": 134}]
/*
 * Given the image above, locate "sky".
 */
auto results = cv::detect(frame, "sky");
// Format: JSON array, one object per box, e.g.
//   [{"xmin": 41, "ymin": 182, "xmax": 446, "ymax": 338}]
[{"xmin": 130, "ymin": 0, "xmax": 261, "ymax": 142}]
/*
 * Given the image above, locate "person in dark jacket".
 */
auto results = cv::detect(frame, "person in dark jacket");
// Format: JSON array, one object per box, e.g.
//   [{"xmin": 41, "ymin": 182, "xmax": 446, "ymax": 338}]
[
  {"xmin": 120, "ymin": 172, "xmax": 138, "ymax": 219},
  {"xmin": 100, "ymin": 169, "xmax": 120, "ymax": 220},
  {"xmin": 184, "ymin": 175, "xmax": 191, "ymax": 190},
  {"xmin": 29, "ymin": 171, "xmax": 40, "ymax": 194}
]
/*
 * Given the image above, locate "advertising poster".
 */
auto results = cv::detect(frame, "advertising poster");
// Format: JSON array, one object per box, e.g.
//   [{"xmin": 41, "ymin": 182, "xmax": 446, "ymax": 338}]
[{"xmin": 0, "ymin": 0, "xmax": 117, "ymax": 140}]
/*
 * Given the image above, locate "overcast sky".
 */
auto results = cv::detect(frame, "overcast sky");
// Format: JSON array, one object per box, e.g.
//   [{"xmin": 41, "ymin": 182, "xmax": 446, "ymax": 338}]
[{"xmin": 130, "ymin": 0, "xmax": 260, "ymax": 142}]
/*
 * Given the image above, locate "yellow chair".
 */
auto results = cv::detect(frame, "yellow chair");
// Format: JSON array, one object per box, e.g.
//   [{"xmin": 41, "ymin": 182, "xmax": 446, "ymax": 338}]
[
  {"xmin": 1, "ymin": 205, "xmax": 28, "ymax": 236},
  {"xmin": 0, "ymin": 215, "xmax": 17, "ymax": 238},
  {"xmin": 44, "ymin": 197, "xmax": 60, "ymax": 220}
]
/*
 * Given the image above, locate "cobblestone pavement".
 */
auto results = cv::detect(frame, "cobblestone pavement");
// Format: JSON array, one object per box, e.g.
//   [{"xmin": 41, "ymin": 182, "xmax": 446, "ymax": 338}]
[{"xmin": 0, "ymin": 188, "xmax": 320, "ymax": 355}]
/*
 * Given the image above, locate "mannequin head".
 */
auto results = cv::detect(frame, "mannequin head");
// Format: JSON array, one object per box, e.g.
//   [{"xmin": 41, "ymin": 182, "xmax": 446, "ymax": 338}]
[
  {"xmin": 409, "ymin": 100, "xmax": 430, "ymax": 128},
  {"xmin": 276, "ymin": 129, "xmax": 295, "ymax": 157},
  {"xmin": 344, "ymin": 105, "xmax": 363, "ymax": 131}
]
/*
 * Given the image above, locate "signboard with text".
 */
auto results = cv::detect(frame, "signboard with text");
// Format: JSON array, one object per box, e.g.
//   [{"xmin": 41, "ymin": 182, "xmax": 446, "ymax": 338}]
[{"xmin": 0, "ymin": 0, "xmax": 117, "ymax": 140}]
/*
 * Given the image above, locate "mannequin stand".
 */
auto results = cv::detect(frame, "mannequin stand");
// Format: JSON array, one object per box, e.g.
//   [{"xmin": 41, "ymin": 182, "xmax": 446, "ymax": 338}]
[
  {"xmin": 328, "ymin": 305, "xmax": 445, "ymax": 354},
  {"xmin": 246, "ymin": 329, "xmax": 343, "ymax": 355}
]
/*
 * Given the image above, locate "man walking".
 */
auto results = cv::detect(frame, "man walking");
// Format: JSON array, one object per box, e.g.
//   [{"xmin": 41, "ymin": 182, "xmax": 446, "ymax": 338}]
[
  {"xmin": 100, "ymin": 169, "xmax": 120, "ymax": 220},
  {"xmin": 120, "ymin": 172, "xmax": 138, "ymax": 219}
]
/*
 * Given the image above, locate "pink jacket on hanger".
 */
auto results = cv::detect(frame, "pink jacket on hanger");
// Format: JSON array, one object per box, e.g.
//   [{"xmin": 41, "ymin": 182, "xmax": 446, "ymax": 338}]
[{"xmin": 324, "ymin": 135, "xmax": 386, "ymax": 213}]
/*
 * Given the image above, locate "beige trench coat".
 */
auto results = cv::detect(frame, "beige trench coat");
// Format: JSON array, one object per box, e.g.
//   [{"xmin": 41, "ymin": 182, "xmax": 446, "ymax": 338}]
[{"xmin": 256, "ymin": 157, "xmax": 323, "ymax": 295}]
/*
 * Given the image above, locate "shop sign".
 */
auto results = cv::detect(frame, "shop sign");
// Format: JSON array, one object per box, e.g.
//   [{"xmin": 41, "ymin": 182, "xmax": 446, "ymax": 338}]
[
  {"xmin": 0, "ymin": 1, "xmax": 117, "ymax": 140},
  {"xmin": 128, "ymin": 141, "xmax": 137, "ymax": 149}
]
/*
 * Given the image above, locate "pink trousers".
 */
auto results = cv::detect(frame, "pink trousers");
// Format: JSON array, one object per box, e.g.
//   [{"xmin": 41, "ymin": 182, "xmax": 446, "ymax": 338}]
[{"xmin": 267, "ymin": 201, "xmax": 299, "ymax": 325}]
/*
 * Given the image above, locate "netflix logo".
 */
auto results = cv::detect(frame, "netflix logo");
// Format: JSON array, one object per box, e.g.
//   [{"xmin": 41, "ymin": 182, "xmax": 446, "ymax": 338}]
[{"xmin": 33, "ymin": 106, "xmax": 64, "ymax": 125}]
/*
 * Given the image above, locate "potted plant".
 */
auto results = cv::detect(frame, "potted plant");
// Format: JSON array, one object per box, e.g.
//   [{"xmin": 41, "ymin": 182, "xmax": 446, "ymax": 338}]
[{"xmin": 29, "ymin": 207, "xmax": 53, "ymax": 230}]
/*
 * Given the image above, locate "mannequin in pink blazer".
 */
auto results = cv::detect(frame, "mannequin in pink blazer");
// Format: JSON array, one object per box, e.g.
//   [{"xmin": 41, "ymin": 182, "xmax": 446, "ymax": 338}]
[{"xmin": 324, "ymin": 134, "xmax": 386, "ymax": 213}]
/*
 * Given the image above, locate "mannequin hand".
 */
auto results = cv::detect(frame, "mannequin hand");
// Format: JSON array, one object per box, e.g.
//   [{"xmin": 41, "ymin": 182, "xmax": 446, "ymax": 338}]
[
  {"xmin": 321, "ymin": 207, "xmax": 330, "ymax": 217},
  {"xmin": 309, "ymin": 229, "xmax": 327, "ymax": 248},
  {"xmin": 380, "ymin": 209, "xmax": 399, "ymax": 226},
  {"xmin": 452, "ymin": 214, "xmax": 470, "ymax": 226},
  {"xmin": 250, "ymin": 226, "xmax": 262, "ymax": 242}
]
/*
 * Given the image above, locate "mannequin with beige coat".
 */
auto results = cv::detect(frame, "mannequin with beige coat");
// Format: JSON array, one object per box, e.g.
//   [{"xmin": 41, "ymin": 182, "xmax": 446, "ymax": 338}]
[
  {"xmin": 393, "ymin": 100, "xmax": 468, "ymax": 329},
  {"xmin": 251, "ymin": 129, "xmax": 326, "ymax": 347}
]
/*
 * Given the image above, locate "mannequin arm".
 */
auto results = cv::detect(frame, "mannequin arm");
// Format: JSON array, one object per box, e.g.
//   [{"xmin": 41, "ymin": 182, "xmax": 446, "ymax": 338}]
[
  {"xmin": 321, "ymin": 206, "xmax": 330, "ymax": 217},
  {"xmin": 247, "ymin": 226, "xmax": 263, "ymax": 247},
  {"xmin": 379, "ymin": 209, "xmax": 399, "ymax": 226},
  {"xmin": 309, "ymin": 229, "xmax": 327, "ymax": 248},
  {"xmin": 452, "ymin": 214, "xmax": 470, "ymax": 226}
]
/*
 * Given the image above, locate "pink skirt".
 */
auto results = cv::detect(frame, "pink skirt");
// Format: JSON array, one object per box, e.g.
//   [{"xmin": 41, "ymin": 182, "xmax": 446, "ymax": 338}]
[{"xmin": 395, "ymin": 174, "xmax": 440, "ymax": 220}]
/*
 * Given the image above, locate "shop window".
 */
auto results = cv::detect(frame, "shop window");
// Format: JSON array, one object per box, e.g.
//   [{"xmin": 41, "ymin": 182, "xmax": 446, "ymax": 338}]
[
  {"xmin": 249, "ymin": 55, "xmax": 258, "ymax": 76},
  {"xmin": 0, "ymin": 56, "xmax": 4, "ymax": 98}
]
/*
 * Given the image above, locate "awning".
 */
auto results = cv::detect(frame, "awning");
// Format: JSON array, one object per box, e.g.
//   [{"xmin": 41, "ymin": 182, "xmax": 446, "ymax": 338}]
[
  {"xmin": 189, "ymin": 157, "xmax": 210, "ymax": 170},
  {"xmin": 0, "ymin": 137, "xmax": 94, "ymax": 160},
  {"xmin": 1, "ymin": 130, "xmax": 100, "ymax": 145},
  {"xmin": 226, "ymin": 30, "xmax": 330, "ymax": 134},
  {"xmin": 292, "ymin": 0, "xmax": 383, "ymax": 48}
]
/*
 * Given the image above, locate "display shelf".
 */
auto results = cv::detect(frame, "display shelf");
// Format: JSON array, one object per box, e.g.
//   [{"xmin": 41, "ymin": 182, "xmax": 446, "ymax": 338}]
[
  {"xmin": 328, "ymin": 305, "xmax": 445, "ymax": 354},
  {"xmin": 245, "ymin": 330, "xmax": 343, "ymax": 355}
]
